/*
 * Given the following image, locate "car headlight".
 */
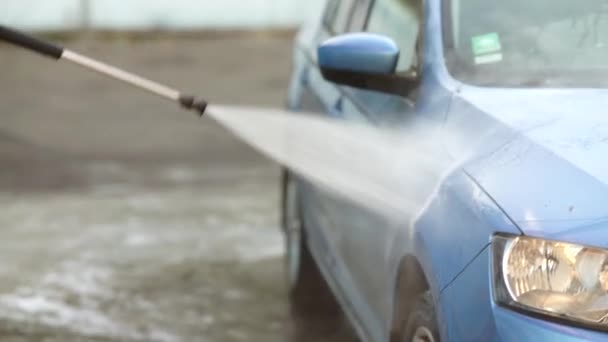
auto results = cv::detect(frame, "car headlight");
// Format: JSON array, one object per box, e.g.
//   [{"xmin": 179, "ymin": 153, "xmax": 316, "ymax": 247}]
[{"xmin": 493, "ymin": 235, "xmax": 608, "ymax": 327}]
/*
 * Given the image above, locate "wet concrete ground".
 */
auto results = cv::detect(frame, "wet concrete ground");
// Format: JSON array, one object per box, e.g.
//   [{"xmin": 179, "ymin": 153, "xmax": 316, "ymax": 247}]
[{"xmin": 0, "ymin": 36, "xmax": 354, "ymax": 341}]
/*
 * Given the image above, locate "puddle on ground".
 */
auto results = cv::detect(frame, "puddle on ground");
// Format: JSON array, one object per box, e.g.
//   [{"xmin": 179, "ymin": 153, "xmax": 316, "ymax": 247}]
[{"xmin": 0, "ymin": 162, "xmax": 353, "ymax": 341}]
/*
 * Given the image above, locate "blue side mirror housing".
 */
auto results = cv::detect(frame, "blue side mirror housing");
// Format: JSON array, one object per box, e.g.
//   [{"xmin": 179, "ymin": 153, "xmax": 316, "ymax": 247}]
[
  {"xmin": 317, "ymin": 33, "xmax": 419, "ymax": 97},
  {"xmin": 318, "ymin": 33, "xmax": 400, "ymax": 74}
]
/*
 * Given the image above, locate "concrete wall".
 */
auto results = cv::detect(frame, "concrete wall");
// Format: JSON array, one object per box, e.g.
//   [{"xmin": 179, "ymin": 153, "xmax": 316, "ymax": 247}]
[{"xmin": 2, "ymin": 0, "xmax": 326, "ymax": 31}]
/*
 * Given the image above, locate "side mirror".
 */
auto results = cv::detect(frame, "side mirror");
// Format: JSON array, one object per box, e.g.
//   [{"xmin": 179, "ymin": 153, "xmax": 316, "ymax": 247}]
[{"xmin": 318, "ymin": 33, "xmax": 419, "ymax": 97}]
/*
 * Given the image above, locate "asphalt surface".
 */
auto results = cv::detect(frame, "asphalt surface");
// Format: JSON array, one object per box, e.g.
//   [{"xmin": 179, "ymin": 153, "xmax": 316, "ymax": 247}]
[{"xmin": 0, "ymin": 35, "xmax": 354, "ymax": 341}]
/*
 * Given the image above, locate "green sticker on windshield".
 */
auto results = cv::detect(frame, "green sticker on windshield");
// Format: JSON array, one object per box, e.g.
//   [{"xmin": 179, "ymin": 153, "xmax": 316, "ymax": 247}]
[{"xmin": 472, "ymin": 33, "xmax": 502, "ymax": 56}]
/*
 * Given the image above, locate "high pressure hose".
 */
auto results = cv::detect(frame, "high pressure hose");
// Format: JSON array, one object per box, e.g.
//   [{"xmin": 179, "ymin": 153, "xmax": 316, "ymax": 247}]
[{"xmin": 0, "ymin": 25, "xmax": 208, "ymax": 116}]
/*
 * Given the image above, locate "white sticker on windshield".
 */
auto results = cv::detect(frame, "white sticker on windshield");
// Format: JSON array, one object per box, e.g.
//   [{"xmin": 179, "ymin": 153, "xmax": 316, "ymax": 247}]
[{"xmin": 475, "ymin": 53, "xmax": 503, "ymax": 65}]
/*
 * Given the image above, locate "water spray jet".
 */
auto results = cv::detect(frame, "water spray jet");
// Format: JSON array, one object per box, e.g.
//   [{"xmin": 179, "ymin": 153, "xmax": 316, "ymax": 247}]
[{"xmin": 0, "ymin": 25, "xmax": 457, "ymax": 221}]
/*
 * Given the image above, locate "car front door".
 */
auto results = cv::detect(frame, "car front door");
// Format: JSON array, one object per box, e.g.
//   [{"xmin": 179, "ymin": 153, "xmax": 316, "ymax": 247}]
[
  {"xmin": 296, "ymin": 0, "xmax": 368, "ymax": 296},
  {"xmin": 321, "ymin": 0, "xmax": 426, "ymax": 339}
]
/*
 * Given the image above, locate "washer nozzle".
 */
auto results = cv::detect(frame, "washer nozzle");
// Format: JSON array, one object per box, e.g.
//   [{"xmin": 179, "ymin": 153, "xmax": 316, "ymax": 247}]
[{"xmin": 179, "ymin": 95, "xmax": 208, "ymax": 117}]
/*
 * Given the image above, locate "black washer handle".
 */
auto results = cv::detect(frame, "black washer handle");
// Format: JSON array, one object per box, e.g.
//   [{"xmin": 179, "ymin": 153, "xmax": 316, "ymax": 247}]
[{"xmin": 0, "ymin": 25, "xmax": 64, "ymax": 59}]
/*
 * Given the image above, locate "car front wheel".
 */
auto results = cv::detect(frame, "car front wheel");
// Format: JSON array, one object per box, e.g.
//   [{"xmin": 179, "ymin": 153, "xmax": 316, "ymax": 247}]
[{"xmin": 402, "ymin": 292, "xmax": 440, "ymax": 342}]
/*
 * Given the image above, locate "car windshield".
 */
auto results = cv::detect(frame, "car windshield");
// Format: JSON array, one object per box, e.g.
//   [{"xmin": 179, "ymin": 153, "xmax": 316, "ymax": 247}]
[{"xmin": 445, "ymin": 0, "xmax": 608, "ymax": 87}]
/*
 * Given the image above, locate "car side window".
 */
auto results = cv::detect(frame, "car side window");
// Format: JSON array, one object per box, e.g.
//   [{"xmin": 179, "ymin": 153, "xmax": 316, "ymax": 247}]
[
  {"xmin": 348, "ymin": 0, "xmax": 372, "ymax": 32},
  {"xmin": 322, "ymin": 0, "xmax": 341, "ymax": 31},
  {"xmin": 366, "ymin": 0, "xmax": 423, "ymax": 72},
  {"xmin": 323, "ymin": 0, "xmax": 357, "ymax": 34}
]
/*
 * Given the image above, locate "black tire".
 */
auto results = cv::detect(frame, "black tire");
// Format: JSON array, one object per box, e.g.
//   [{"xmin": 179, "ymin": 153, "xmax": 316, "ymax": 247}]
[
  {"xmin": 401, "ymin": 292, "xmax": 440, "ymax": 342},
  {"xmin": 281, "ymin": 169, "xmax": 339, "ymax": 317}
]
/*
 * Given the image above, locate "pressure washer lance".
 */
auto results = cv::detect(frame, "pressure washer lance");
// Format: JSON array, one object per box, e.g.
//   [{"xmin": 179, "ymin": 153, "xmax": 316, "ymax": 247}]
[{"xmin": 0, "ymin": 25, "xmax": 208, "ymax": 116}]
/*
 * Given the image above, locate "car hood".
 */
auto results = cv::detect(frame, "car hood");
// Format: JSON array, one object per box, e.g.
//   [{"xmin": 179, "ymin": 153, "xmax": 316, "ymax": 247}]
[{"xmin": 444, "ymin": 86, "xmax": 608, "ymax": 248}]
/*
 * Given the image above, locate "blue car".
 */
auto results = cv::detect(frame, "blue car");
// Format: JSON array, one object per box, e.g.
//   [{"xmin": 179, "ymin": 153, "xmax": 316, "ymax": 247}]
[{"xmin": 282, "ymin": 0, "xmax": 608, "ymax": 341}]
